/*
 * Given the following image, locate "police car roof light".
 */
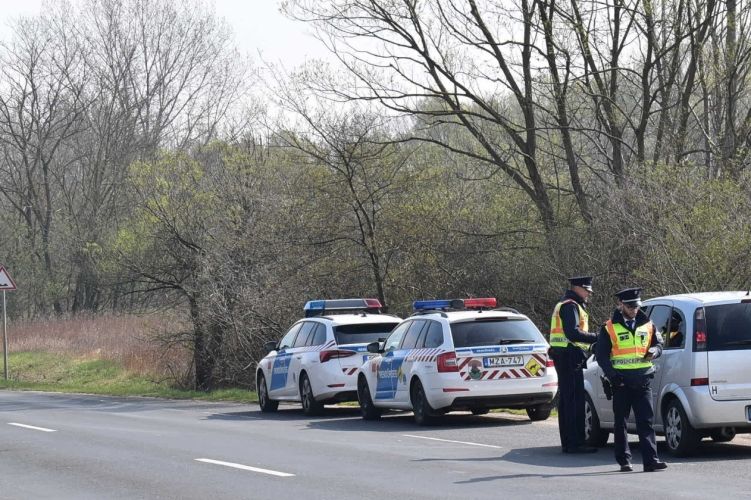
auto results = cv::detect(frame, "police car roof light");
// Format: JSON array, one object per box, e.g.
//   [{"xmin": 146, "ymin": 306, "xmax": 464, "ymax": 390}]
[
  {"xmin": 464, "ymin": 298, "xmax": 497, "ymax": 309},
  {"xmin": 304, "ymin": 298, "xmax": 383, "ymax": 317},
  {"xmin": 413, "ymin": 299, "xmax": 454, "ymax": 311}
]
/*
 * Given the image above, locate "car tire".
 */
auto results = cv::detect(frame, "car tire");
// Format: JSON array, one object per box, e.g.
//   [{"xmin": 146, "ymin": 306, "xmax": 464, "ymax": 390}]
[
  {"xmin": 470, "ymin": 408, "xmax": 489, "ymax": 416},
  {"xmin": 357, "ymin": 376, "xmax": 382, "ymax": 420},
  {"xmin": 410, "ymin": 379, "xmax": 436, "ymax": 426},
  {"xmin": 526, "ymin": 404, "xmax": 552, "ymax": 422},
  {"xmin": 709, "ymin": 427, "xmax": 736, "ymax": 443},
  {"xmin": 257, "ymin": 373, "xmax": 278, "ymax": 413},
  {"xmin": 584, "ymin": 393, "xmax": 609, "ymax": 447},
  {"xmin": 300, "ymin": 373, "xmax": 324, "ymax": 416},
  {"xmin": 664, "ymin": 399, "xmax": 701, "ymax": 456}
]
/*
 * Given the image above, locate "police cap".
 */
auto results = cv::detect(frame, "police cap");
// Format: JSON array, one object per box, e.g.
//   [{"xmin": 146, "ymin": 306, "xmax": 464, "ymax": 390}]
[
  {"xmin": 568, "ymin": 276, "xmax": 594, "ymax": 292},
  {"xmin": 615, "ymin": 287, "xmax": 643, "ymax": 306}
]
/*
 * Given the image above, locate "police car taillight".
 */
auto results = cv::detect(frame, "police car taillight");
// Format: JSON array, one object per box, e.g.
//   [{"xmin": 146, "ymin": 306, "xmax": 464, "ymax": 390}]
[
  {"xmin": 319, "ymin": 349, "xmax": 357, "ymax": 363},
  {"xmin": 436, "ymin": 351, "xmax": 459, "ymax": 372},
  {"xmin": 693, "ymin": 307, "xmax": 707, "ymax": 352}
]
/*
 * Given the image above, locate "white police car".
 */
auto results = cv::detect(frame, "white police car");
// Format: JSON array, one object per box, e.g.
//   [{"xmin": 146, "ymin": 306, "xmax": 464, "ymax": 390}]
[
  {"xmin": 355, "ymin": 298, "xmax": 558, "ymax": 425},
  {"xmin": 256, "ymin": 298, "xmax": 401, "ymax": 415}
]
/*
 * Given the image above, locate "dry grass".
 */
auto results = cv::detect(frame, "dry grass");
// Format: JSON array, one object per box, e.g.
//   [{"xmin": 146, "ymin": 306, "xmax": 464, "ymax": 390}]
[{"xmin": 6, "ymin": 312, "xmax": 192, "ymax": 383}]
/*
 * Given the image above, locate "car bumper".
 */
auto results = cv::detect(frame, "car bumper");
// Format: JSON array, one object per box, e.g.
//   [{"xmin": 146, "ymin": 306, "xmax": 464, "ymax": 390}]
[
  {"xmin": 683, "ymin": 387, "xmax": 751, "ymax": 428},
  {"xmin": 425, "ymin": 374, "xmax": 557, "ymax": 410}
]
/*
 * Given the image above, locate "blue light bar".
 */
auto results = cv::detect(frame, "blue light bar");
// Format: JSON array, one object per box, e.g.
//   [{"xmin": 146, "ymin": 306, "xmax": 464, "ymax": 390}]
[
  {"xmin": 413, "ymin": 299, "xmax": 455, "ymax": 311},
  {"xmin": 304, "ymin": 298, "xmax": 383, "ymax": 317}
]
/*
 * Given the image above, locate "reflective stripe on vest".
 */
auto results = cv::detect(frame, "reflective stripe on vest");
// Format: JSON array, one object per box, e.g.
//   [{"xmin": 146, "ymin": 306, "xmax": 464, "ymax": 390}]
[
  {"xmin": 549, "ymin": 299, "xmax": 590, "ymax": 349},
  {"xmin": 605, "ymin": 320, "xmax": 654, "ymax": 370}
]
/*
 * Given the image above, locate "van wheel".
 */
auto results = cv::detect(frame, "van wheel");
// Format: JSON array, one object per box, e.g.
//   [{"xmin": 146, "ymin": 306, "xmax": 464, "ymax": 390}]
[
  {"xmin": 710, "ymin": 427, "xmax": 736, "ymax": 443},
  {"xmin": 664, "ymin": 399, "xmax": 700, "ymax": 456},
  {"xmin": 357, "ymin": 376, "xmax": 382, "ymax": 420},
  {"xmin": 411, "ymin": 379, "xmax": 436, "ymax": 426},
  {"xmin": 300, "ymin": 373, "xmax": 323, "ymax": 416},
  {"xmin": 526, "ymin": 404, "xmax": 552, "ymax": 421},
  {"xmin": 257, "ymin": 373, "xmax": 278, "ymax": 413},
  {"xmin": 584, "ymin": 394, "xmax": 609, "ymax": 447}
]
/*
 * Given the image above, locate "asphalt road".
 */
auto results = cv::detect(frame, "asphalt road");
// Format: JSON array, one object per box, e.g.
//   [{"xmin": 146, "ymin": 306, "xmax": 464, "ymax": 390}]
[{"xmin": 1, "ymin": 391, "xmax": 751, "ymax": 499}]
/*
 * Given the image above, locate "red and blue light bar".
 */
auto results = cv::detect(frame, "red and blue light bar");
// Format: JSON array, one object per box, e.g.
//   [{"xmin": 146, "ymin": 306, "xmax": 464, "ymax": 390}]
[
  {"xmin": 413, "ymin": 298, "xmax": 497, "ymax": 311},
  {"xmin": 304, "ymin": 298, "xmax": 383, "ymax": 317}
]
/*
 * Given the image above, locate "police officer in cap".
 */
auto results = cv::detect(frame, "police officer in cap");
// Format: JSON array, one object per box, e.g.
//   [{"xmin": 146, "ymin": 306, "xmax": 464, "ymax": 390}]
[
  {"xmin": 549, "ymin": 276, "xmax": 598, "ymax": 453},
  {"xmin": 595, "ymin": 287, "xmax": 668, "ymax": 472}
]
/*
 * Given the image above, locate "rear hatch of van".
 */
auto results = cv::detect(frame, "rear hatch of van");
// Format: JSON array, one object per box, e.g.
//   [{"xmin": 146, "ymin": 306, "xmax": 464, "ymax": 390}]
[{"xmin": 704, "ymin": 300, "xmax": 751, "ymax": 401}]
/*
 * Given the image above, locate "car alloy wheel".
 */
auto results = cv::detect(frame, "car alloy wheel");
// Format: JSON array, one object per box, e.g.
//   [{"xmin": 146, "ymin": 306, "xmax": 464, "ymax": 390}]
[
  {"xmin": 257, "ymin": 373, "xmax": 278, "ymax": 412},
  {"xmin": 357, "ymin": 376, "xmax": 381, "ymax": 420},
  {"xmin": 300, "ymin": 374, "xmax": 323, "ymax": 416},
  {"xmin": 411, "ymin": 379, "xmax": 435, "ymax": 426},
  {"xmin": 664, "ymin": 399, "xmax": 700, "ymax": 456}
]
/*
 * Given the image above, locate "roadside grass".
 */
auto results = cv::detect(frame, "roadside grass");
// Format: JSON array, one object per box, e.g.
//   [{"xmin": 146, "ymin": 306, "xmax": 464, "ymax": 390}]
[{"xmin": 0, "ymin": 314, "xmax": 259, "ymax": 403}]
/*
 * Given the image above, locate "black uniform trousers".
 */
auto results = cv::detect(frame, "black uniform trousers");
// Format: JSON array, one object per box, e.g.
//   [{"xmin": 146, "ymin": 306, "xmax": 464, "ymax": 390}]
[
  {"xmin": 612, "ymin": 377, "xmax": 659, "ymax": 466},
  {"xmin": 550, "ymin": 347, "xmax": 586, "ymax": 451}
]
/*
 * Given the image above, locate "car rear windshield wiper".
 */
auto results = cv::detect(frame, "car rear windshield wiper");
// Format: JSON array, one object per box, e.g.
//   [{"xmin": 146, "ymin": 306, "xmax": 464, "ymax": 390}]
[
  {"xmin": 499, "ymin": 339, "xmax": 536, "ymax": 344},
  {"xmin": 721, "ymin": 339, "xmax": 751, "ymax": 346}
]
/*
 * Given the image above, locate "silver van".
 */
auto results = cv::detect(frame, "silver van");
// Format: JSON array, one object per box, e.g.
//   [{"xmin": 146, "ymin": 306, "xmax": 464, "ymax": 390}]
[{"xmin": 583, "ymin": 291, "xmax": 751, "ymax": 456}]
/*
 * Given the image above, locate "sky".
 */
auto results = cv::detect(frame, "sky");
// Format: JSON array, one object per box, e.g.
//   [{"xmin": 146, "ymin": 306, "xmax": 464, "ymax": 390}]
[{"xmin": 0, "ymin": 0, "xmax": 331, "ymax": 67}]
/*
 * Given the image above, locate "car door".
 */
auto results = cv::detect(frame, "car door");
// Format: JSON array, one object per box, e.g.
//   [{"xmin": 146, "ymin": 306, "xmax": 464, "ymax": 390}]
[
  {"xmin": 646, "ymin": 303, "xmax": 673, "ymax": 419},
  {"xmin": 269, "ymin": 323, "xmax": 303, "ymax": 397},
  {"xmin": 286, "ymin": 321, "xmax": 317, "ymax": 397},
  {"xmin": 392, "ymin": 319, "xmax": 428, "ymax": 404},
  {"xmin": 375, "ymin": 322, "xmax": 411, "ymax": 401}
]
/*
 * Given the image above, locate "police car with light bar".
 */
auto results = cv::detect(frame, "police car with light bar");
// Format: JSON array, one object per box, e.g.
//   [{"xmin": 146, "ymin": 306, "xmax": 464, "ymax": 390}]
[
  {"xmin": 355, "ymin": 298, "xmax": 558, "ymax": 425},
  {"xmin": 256, "ymin": 298, "xmax": 401, "ymax": 415}
]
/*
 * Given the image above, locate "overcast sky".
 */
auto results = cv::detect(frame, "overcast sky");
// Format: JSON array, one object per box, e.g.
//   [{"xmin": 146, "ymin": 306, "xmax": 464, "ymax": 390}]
[{"xmin": 0, "ymin": 0, "xmax": 331, "ymax": 67}]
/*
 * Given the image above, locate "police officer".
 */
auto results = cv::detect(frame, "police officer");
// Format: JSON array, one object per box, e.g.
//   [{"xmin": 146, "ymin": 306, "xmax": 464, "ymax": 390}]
[
  {"xmin": 595, "ymin": 287, "xmax": 668, "ymax": 472},
  {"xmin": 549, "ymin": 276, "xmax": 598, "ymax": 453}
]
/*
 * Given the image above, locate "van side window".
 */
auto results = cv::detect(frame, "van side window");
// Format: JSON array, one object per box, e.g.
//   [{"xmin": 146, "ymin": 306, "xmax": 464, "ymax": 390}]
[
  {"xmin": 666, "ymin": 308, "xmax": 686, "ymax": 349},
  {"xmin": 648, "ymin": 305, "xmax": 672, "ymax": 345}
]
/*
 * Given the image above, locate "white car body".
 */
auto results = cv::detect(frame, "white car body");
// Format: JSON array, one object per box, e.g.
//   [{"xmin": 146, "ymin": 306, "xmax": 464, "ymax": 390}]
[
  {"xmin": 356, "ymin": 300, "xmax": 558, "ymax": 424},
  {"xmin": 583, "ymin": 291, "xmax": 751, "ymax": 456},
  {"xmin": 256, "ymin": 300, "xmax": 400, "ymax": 415}
]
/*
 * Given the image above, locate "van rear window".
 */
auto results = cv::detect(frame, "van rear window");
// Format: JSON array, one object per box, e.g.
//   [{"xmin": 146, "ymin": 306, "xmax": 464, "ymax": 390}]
[
  {"xmin": 334, "ymin": 323, "xmax": 399, "ymax": 345},
  {"xmin": 705, "ymin": 303, "xmax": 751, "ymax": 351},
  {"xmin": 450, "ymin": 318, "xmax": 544, "ymax": 348}
]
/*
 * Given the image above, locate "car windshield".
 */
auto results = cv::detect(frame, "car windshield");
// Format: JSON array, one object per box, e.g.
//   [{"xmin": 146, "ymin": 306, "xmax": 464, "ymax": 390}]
[
  {"xmin": 334, "ymin": 323, "xmax": 399, "ymax": 345},
  {"xmin": 704, "ymin": 302, "xmax": 751, "ymax": 351},
  {"xmin": 450, "ymin": 318, "xmax": 543, "ymax": 348}
]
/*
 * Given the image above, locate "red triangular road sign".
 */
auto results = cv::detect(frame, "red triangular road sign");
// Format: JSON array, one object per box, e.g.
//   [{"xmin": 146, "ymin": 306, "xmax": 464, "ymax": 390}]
[{"xmin": 0, "ymin": 266, "xmax": 17, "ymax": 290}]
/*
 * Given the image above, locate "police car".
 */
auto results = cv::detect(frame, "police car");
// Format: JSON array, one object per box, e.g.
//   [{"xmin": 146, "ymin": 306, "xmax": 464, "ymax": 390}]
[
  {"xmin": 256, "ymin": 298, "xmax": 401, "ymax": 415},
  {"xmin": 355, "ymin": 298, "xmax": 558, "ymax": 425}
]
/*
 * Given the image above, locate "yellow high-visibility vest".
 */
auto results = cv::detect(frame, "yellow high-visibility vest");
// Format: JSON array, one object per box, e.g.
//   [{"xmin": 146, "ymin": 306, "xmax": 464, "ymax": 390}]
[
  {"xmin": 605, "ymin": 320, "xmax": 655, "ymax": 370},
  {"xmin": 549, "ymin": 299, "xmax": 590, "ymax": 350}
]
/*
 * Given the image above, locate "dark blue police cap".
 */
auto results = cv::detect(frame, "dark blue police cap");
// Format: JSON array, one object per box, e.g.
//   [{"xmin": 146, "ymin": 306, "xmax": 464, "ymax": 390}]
[
  {"xmin": 615, "ymin": 287, "xmax": 642, "ymax": 306},
  {"xmin": 568, "ymin": 276, "xmax": 593, "ymax": 292}
]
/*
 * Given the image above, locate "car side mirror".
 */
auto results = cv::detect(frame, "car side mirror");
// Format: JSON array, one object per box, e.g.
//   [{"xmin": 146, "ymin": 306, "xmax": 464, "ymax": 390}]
[
  {"xmin": 264, "ymin": 340, "xmax": 278, "ymax": 354},
  {"xmin": 367, "ymin": 341, "xmax": 382, "ymax": 354}
]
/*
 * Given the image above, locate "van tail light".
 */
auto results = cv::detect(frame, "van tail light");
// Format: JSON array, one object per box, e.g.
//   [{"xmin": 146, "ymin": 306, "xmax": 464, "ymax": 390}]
[
  {"xmin": 546, "ymin": 358, "xmax": 555, "ymax": 367},
  {"xmin": 691, "ymin": 378, "xmax": 709, "ymax": 386},
  {"xmin": 319, "ymin": 349, "xmax": 356, "ymax": 363},
  {"xmin": 437, "ymin": 351, "xmax": 459, "ymax": 372},
  {"xmin": 693, "ymin": 307, "xmax": 707, "ymax": 352}
]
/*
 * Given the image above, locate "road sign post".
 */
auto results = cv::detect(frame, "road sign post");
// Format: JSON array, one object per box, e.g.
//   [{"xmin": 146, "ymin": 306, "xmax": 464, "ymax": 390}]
[{"xmin": 0, "ymin": 265, "xmax": 18, "ymax": 380}]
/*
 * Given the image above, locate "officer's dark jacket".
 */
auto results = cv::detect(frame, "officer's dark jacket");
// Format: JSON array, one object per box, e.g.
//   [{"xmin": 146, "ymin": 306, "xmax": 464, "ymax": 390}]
[
  {"xmin": 556, "ymin": 290, "xmax": 598, "ymax": 345},
  {"xmin": 595, "ymin": 308, "xmax": 664, "ymax": 386}
]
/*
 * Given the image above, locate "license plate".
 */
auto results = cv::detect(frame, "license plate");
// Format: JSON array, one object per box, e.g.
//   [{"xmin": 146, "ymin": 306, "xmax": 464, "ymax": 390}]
[{"xmin": 483, "ymin": 355, "xmax": 524, "ymax": 368}]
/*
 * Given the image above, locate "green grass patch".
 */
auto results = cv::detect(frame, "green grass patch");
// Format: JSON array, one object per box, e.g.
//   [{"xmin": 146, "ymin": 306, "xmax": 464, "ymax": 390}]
[{"xmin": 0, "ymin": 351, "xmax": 258, "ymax": 403}]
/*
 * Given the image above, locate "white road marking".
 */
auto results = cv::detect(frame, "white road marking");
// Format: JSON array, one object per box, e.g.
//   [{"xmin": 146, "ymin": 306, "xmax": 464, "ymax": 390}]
[
  {"xmin": 402, "ymin": 434, "xmax": 503, "ymax": 449},
  {"xmin": 195, "ymin": 458, "xmax": 295, "ymax": 477},
  {"xmin": 8, "ymin": 422, "xmax": 57, "ymax": 432}
]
